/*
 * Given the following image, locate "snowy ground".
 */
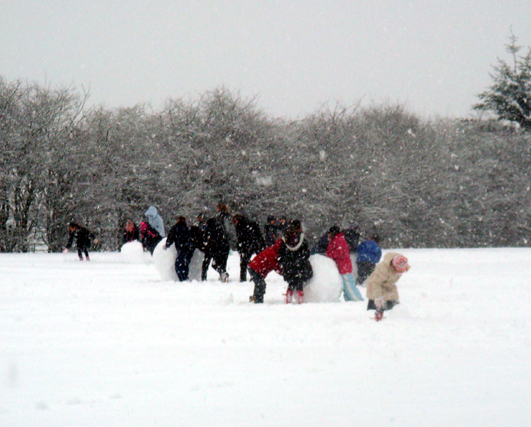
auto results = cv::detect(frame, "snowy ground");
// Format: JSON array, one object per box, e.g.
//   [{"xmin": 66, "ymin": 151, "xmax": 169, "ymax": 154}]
[{"xmin": 1, "ymin": 248, "xmax": 530, "ymax": 427}]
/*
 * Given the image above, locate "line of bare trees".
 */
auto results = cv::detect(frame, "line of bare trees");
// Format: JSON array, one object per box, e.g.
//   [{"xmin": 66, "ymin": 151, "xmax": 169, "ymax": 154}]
[{"xmin": 1, "ymin": 77, "xmax": 530, "ymax": 252}]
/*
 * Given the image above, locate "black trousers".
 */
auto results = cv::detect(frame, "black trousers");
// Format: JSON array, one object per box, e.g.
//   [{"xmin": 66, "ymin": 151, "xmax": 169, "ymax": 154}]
[
  {"xmin": 175, "ymin": 249, "xmax": 191, "ymax": 281},
  {"xmin": 239, "ymin": 250, "xmax": 254, "ymax": 282},
  {"xmin": 77, "ymin": 246, "xmax": 89, "ymax": 259},
  {"xmin": 202, "ymin": 248, "xmax": 229, "ymax": 280},
  {"xmin": 249, "ymin": 268, "xmax": 266, "ymax": 303}
]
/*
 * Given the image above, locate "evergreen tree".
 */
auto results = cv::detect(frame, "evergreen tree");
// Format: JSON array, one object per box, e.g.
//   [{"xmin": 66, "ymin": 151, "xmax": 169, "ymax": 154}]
[{"xmin": 474, "ymin": 32, "xmax": 531, "ymax": 130}]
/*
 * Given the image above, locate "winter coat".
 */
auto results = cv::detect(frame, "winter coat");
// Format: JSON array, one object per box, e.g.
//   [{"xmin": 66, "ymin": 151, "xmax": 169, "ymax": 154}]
[
  {"xmin": 217, "ymin": 211, "xmax": 237, "ymax": 249},
  {"xmin": 66, "ymin": 226, "xmax": 95, "ymax": 250},
  {"xmin": 189, "ymin": 225, "xmax": 204, "ymax": 252},
  {"xmin": 366, "ymin": 252, "xmax": 404, "ymax": 301},
  {"xmin": 326, "ymin": 232, "xmax": 353, "ymax": 275},
  {"xmin": 235, "ymin": 216, "xmax": 265, "ymax": 255},
  {"xmin": 145, "ymin": 206, "xmax": 165, "ymax": 238},
  {"xmin": 249, "ymin": 238, "xmax": 284, "ymax": 278},
  {"xmin": 165, "ymin": 222, "xmax": 191, "ymax": 252},
  {"xmin": 203, "ymin": 217, "xmax": 230, "ymax": 256},
  {"xmin": 140, "ymin": 221, "xmax": 162, "ymax": 253},
  {"xmin": 356, "ymin": 240, "xmax": 382, "ymax": 264},
  {"xmin": 277, "ymin": 234, "xmax": 313, "ymax": 284}
]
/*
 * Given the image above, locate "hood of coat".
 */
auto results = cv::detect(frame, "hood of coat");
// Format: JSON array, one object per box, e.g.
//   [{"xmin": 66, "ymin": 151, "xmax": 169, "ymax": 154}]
[
  {"xmin": 145, "ymin": 206, "xmax": 159, "ymax": 218},
  {"xmin": 381, "ymin": 252, "xmax": 409, "ymax": 275},
  {"xmin": 283, "ymin": 232, "xmax": 305, "ymax": 251}
]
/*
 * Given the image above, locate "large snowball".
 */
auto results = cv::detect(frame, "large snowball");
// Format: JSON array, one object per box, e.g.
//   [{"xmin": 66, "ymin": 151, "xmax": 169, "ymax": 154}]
[
  {"xmin": 153, "ymin": 238, "xmax": 178, "ymax": 281},
  {"xmin": 120, "ymin": 241, "xmax": 146, "ymax": 264},
  {"xmin": 304, "ymin": 254, "xmax": 344, "ymax": 303},
  {"xmin": 188, "ymin": 249, "xmax": 205, "ymax": 282}
]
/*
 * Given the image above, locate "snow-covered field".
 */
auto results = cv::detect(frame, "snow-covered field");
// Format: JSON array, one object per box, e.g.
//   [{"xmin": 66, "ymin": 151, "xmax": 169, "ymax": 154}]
[{"xmin": 1, "ymin": 248, "xmax": 530, "ymax": 427}]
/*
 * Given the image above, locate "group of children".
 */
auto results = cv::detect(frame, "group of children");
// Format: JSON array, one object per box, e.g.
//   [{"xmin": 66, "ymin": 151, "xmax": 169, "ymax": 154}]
[
  {"xmin": 247, "ymin": 222, "xmax": 409, "ymax": 320},
  {"xmin": 67, "ymin": 206, "xmax": 410, "ymax": 321}
]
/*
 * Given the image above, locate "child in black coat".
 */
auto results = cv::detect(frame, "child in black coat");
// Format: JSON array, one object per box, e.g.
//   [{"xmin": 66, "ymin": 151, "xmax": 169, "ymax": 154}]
[
  {"xmin": 277, "ymin": 220, "xmax": 313, "ymax": 304},
  {"xmin": 65, "ymin": 222, "xmax": 98, "ymax": 261}
]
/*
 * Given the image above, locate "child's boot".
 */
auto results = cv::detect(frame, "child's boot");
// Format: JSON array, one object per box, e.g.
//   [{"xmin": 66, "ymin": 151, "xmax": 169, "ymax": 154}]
[{"xmin": 296, "ymin": 290, "xmax": 304, "ymax": 304}]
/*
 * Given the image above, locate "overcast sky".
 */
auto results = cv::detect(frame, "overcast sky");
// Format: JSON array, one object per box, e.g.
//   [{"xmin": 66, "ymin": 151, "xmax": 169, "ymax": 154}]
[{"xmin": 1, "ymin": 0, "xmax": 530, "ymax": 119}]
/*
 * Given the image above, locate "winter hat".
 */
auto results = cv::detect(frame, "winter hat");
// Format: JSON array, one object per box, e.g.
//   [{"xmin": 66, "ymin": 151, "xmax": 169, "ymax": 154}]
[
  {"xmin": 287, "ymin": 220, "xmax": 302, "ymax": 233},
  {"xmin": 391, "ymin": 255, "xmax": 409, "ymax": 273},
  {"xmin": 267, "ymin": 215, "xmax": 275, "ymax": 222}
]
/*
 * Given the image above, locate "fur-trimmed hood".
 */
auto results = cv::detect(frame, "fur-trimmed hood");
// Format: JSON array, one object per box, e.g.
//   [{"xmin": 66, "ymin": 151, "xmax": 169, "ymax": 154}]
[{"xmin": 282, "ymin": 232, "xmax": 305, "ymax": 251}]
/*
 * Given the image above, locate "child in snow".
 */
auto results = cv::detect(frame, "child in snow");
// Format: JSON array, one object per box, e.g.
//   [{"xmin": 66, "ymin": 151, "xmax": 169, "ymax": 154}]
[
  {"xmin": 366, "ymin": 252, "xmax": 410, "ymax": 321},
  {"xmin": 277, "ymin": 220, "xmax": 313, "ymax": 304},
  {"xmin": 356, "ymin": 234, "xmax": 382, "ymax": 285},
  {"xmin": 342, "ymin": 222, "xmax": 361, "ymax": 252},
  {"xmin": 263, "ymin": 215, "xmax": 278, "ymax": 247},
  {"xmin": 140, "ymin": 221, "xmax": 162, "ymax": 255},
  {"xmin": 201, "ymin": 216, "xmax": 230, "ymax": 282},
  {"xmin": 233, "ymin": 214, "xmax": 266, "ymax": 282},
  {"xmin": 216, "ymin": 203, "xmax": 237, "ymax": 250},
  {"xmin": 145, "ymin": 206, "xmax": 165, "ymax": 238},
  {"xmin": 248, "ymin": 238, "xmax": 284, "ymax": 303},
  {"xmin": 325, "ymin": 226, "xmax": 364, "ymax": 302},
  {"xmin": 277, "ymin": 216, "xmax": 288, "ymax": 237},
  {"xmin": 122, "ymin": 220, "xmax": 139, "ymax": 244},
  {"xmin": 165, "ymin": 216, "xmax": 192, "ymax": 282},
  {"xmin": 65, "ymin": 222, "xmax": 98, "ymax": 261}
]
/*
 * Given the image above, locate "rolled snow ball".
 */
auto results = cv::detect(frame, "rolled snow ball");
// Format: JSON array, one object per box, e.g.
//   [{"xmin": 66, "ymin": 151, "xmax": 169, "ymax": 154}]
[
  {"xmin": 120, "ymin": 241, "xmax": 145, "ymax": 263},
  {"xmin": 153, "ymin": 238, "xmax": 178, "ymax": 281},
  {"xmin": 188, "ymin": 248, "xmax": 205, "ymax": 282},
  {"xmin": 304, "ymin": 254, "xmax": 344, "ymax": 303}
]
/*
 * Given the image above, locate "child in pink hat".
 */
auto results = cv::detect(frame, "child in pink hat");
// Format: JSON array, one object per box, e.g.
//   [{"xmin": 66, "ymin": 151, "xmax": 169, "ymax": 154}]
[{"xmin": 366, "ymin": 252, "xmax": 410, "ymax": 321}]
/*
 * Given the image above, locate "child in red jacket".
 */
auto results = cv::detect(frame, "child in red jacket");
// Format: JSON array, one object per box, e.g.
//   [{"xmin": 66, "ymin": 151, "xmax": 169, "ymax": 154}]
[
  {"xmin": 248, "ymin": 238, "xmax": 284, "ymax": 303},
  {"xmin": 326, "ymin": 226, "xmax": 364, "ymax": 302}
]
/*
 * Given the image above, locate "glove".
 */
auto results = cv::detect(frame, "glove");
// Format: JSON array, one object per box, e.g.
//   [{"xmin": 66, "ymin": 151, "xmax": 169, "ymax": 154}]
[{"xmin": 375, "ymin": 297, "xmax": 386, "ymax": 311}]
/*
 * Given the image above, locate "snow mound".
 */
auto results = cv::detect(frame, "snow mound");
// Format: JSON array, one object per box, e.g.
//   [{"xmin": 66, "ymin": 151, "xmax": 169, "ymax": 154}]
[
  {"xmin": 304, "ymin": 254, "xmax": 343, "ymax": 303},
  {"xmin": 119, "ymin": 241, "xmax": 146, "ymax": 263},
  {"xmin": 388, "ymin": 304, "xmax": 413, "ymax": 320},
  {"xmin": 153, "ymin": 238, "xmax": 178, "ymax": 281}
]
